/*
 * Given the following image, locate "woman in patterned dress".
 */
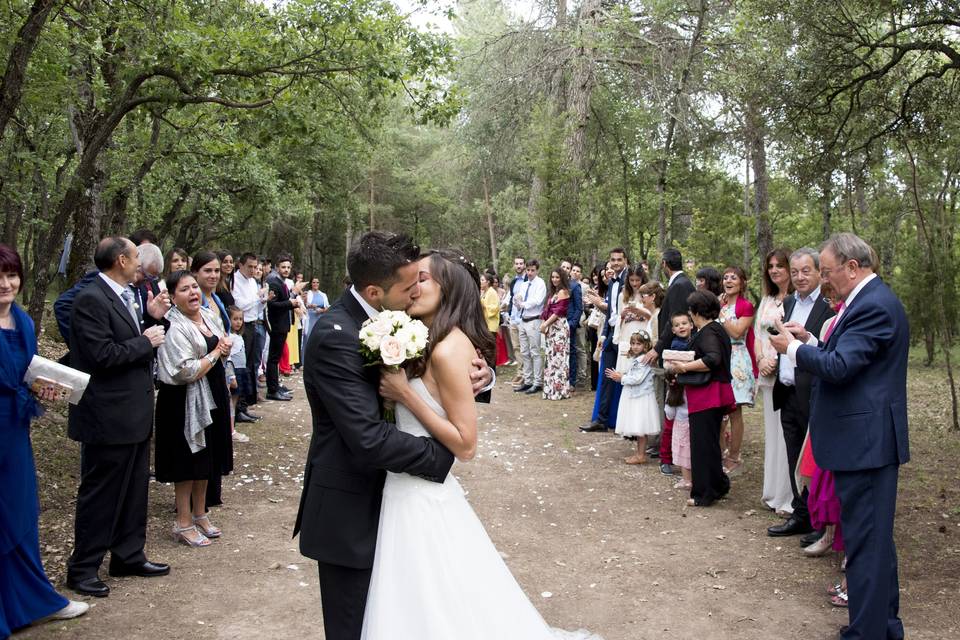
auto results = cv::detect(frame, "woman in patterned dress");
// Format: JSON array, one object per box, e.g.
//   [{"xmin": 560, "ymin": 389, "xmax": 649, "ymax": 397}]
[
  {"xmin": 539, "ymin": 267, "xmax": 571, "ymax": 400},
  {"xmin": 718, "ymin": 266, "xmax": 757, "ymax": 476}
]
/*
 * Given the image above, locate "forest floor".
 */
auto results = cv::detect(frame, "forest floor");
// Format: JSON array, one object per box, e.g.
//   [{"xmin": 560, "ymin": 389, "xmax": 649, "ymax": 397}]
[{"xmin": 16, "ymin": 357, "xmax": 960, "ymax": 640}]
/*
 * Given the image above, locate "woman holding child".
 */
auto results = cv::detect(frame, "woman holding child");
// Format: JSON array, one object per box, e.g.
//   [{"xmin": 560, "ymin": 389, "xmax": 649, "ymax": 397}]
[{"xmin": 664, "ymin": 290, "xmax": 734, "ymax": 507}]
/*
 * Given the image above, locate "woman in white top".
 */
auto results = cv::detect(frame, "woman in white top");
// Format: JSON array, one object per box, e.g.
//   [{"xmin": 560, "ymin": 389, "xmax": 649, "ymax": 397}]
[
  {"xmin": 752, "ymin": 248, "xmax": 795, "ymax": 514},
  {"xmin": 613, "ymin": 265, "xmax": 651, "ymax": 370}
]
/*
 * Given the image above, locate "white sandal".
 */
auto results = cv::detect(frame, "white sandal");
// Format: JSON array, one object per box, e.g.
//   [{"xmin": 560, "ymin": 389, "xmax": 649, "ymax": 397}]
[{"xmin": 173, "ymin": 523, "xmax": 211, "ymax": 547}]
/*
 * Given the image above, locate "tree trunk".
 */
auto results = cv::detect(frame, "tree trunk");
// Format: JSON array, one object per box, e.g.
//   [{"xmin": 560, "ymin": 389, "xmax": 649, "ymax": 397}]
[
  {"xmin": 563, "ymin": 0, "xmax": 600, "ymax": 219},
  {"xmin": 0, "ymin": 0, "xmax": 61, "ymax": 145},
  {"xmin": 749, "ymin": 109, "xmax": 772, "ymax": 262},
  {"xmin": 820, "ymin": 172, "xmax": 832, "ymax": 240},
  {"xmin": 742, "ymin": 152, "xmax": 751, "ymax": 267},
  {"xmin": 482, "ymin": 171, "xmax": 498, "ymax": 268},
  {"xmin": 654, "ymin": 0, "xmax": 708, "ymax": 262}
]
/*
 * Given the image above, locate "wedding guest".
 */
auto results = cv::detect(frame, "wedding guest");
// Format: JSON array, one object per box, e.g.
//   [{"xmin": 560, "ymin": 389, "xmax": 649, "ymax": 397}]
[
  {"xmin": 613, "ymin": 265, "xmax": 650, "ymax": 370},
  {"xmin": 768, "ymin": 248, "xmax": 834, "ymax": 539},
  {"xmin": 770, "ymin": 233, "xmax": 908, "ymax": 639},
  {"xmin": 539, "ymin": 267, "xmax": 571, "ymax": 400},
  {"xmin": 583, "ymin": 265, "xmax": 608, "ymax": 391},
  {"xmin": 232, "ymin": 253, "xmax": 266, "ymax": 414},
  {"xmin": 285, "ymin": 270, "xmax": 305, "ymax": 372},
  {"xmin": 192, "ymin": 251, "xmax": 230, "ymax": 334},
  {"xmin": 480, "ymin": 272, "xmax": 506, "ymax": 366},
  {"xmin": 718, "ymin": 266, "xmax": 757, "ymax": 476},
  {"xmin": 215, "ymin": 250, "xmax": 235, "ymax": 308},
  {"xmin": 155, "ymin": 271, "xmax": 233, "ymax": 547},
  {"xmin": 753, "ymin": 248, "xmax": 795, "ymax": 515},
  {"xmin": 495, "ymin": 275, "xmax": 515, "ymax": 365},
  {"xmin": 664, "ymin": 290, "xmax": 734, "ymax": 507},
  {"xmin": 226, "ymin": 306, "xmax": 251, "ymax": 440},
  {"xmin": 607, "ymin": 331, "xmax": 660, "ymax": 464},
  {"xmin": 129, "ymin": 228, "xmax": 158, "ymax": 246},
  {"xmin": 639, "ymin": 280, "xmax": 666, "ymax": 446},
  {"xmin": 560, "ymin": 259, "xmax": 583, "ymax": 389},
  {"xmin": 505, "ymin": 256, "xmax": 527, "ymax": 383},
  {"xmin": 581, "ymin": 248, "xmax": 628, "ymax": 431},
  {"xmin": 164, "ymin": 248, "xmax": 189, "ymax": 276},
  {"xmin": 695, "ymin": 266, "xmax": 723, "ymax": 297},
  {"xmin": 513, "ymin": 259, "xmax": 546, "ymax": 395},
  {"xmin": 569, "ymin": 263, "xmax": 590, "ymax": 385},
  {"xmin": 643, "ymin": 248, "xmax": 695, "ymax": 476},
  {"xmin": 66, "ymin": 237, "xmax": 169, "ymax": 598},
  {"xmin": 302, "ymin": 277, "xmax": 329, "ymax": 346},
  {"xmin": 0, "ymin": 244, "xmax": 89, "ymax": 634},
  {"xmin": 265, "ymin": 255, "xmax": 300, "ymax": 400}
]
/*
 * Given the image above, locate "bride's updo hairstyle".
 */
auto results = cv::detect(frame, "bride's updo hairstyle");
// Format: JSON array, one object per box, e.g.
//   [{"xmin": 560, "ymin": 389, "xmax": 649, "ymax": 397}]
[{"xmin": 407, "ymin": 249, "xmax": 496, "ymax": 378}]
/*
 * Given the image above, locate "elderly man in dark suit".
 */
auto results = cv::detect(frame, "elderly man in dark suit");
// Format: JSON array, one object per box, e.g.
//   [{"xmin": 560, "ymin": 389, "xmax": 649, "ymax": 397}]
[
  {"xmin": 768, "ymin": 247, "xmax": 835, "ymax": 538},
  {"xmin": 65, "ymin": 237, "xmax": 169, "ymax": 598},
  {"xmin": 771, "ymin": 233, "xmax": 908, "ymax": 640},
  {"xmin": 294, "ymin": 232, "xmax": 493, "ymax": 640}
]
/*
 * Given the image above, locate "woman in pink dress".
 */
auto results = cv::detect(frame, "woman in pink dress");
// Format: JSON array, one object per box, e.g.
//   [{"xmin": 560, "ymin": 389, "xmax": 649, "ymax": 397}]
[{"xmin": 539, "ymin": 267, "xmax": 571, "ymax": 400}]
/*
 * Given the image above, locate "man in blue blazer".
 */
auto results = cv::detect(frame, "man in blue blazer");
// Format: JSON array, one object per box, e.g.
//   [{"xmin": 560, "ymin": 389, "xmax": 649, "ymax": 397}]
[
  {"xmin": 560, "ymin": 259, "xmax": 583, "ymax": 388},
  {"xmin": 771, "ymin": 233, "xmax": 908, "ymax": 640}
]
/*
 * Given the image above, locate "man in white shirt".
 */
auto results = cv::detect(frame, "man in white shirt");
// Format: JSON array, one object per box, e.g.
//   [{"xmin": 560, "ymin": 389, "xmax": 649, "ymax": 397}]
[
  {"xmin": 232, "ymin": 252, "xmax": 266, "ymax": 413},
  {"xmin": 504, "ymin": 256, "xmax": 527, "ymax": 382},
  {"xmin": 512, "ymin": 259, "xmax": 547, "ymax": 394}
]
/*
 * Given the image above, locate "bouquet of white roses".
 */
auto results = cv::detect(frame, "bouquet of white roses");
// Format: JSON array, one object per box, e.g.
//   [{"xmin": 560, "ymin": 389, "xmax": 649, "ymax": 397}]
[{"xmin": 359, "ymin": 310, "xmax": 429, "ymax": 420}]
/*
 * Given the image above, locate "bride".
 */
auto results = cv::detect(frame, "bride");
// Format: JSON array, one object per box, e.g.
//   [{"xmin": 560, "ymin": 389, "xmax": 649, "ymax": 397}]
[{"xmin": 364, "ymin": 250, "xmax": 600, "ymax": 640}]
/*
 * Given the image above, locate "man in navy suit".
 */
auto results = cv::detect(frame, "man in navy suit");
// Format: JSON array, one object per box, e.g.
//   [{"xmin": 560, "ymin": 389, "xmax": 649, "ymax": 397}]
[
  {"xmin": 560, "ymin": 259, "xmax": 583, "ymax": 388},
  {"xmin": 771, "ymin": 233, "xmax": 908, "ymax": 640}
]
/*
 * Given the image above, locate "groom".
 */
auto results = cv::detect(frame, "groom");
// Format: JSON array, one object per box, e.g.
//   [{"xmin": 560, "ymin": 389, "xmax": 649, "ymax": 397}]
[{"xmin": 294, "ymin": 231, "xmax": 492, "ymax": 640}]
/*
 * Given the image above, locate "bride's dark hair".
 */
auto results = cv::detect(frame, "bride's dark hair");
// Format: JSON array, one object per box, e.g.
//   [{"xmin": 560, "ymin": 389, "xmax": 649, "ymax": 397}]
[{"xmin": 407, "ymin": 249, "xmax": 496, "ymax": 379}]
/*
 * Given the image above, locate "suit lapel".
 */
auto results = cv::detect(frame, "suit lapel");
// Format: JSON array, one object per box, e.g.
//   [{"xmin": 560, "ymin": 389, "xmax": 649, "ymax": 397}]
[{"xmin": 94, "ymin": 277, "xmax": 139, "ymax": 335}]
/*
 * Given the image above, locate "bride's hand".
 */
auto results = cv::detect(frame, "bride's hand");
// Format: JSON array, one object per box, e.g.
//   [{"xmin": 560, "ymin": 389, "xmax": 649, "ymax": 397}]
[{"xmin": 379, "ymin": 368, "xmax": 410, "ymax": 402}]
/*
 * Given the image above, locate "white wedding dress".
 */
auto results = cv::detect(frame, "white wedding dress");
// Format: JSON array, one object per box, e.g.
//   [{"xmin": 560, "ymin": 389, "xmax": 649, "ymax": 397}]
[{"xmin": 361, "ymin": 378, "xmax": 601, "ymax": 640}]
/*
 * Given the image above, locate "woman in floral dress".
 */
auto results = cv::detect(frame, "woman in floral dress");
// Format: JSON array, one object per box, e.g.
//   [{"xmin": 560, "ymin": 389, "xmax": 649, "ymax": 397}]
[
  {"xmin": 539, "ymin": 267, "xmax": 571, "ymax": 400},
  {"xmin": 718, "ymin": 266, "xmax": 757, "ymax": 476}
]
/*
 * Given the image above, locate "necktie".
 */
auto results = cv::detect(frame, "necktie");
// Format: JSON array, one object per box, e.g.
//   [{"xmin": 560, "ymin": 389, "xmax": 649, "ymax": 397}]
[
  {"xmin": 121, "ymin": 288, "xmax": 141, "ymax": 334},
  {"xmin": 823, "ymin": 302, "xmax": 845, "ymax": 342}
]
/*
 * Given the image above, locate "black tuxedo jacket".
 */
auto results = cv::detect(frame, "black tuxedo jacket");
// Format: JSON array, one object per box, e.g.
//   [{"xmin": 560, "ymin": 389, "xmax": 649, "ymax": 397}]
[
  {"xmin": 265, "ymin": 270, "xmax": 294, "ymax": 334},
  {"xmin": 772, "ymin": 293, "xmax": 835, "ymax": 413},
  {"xmin": 68, "ymin": 276, "xmax": 156, "ymax": 444},
  {"xmin": 655, "ymin": 272, "xmax": 696, "ymax": 354},
  {"xmin": 294, "ymin": 291, "xmax": 455, "ymax": 569}
]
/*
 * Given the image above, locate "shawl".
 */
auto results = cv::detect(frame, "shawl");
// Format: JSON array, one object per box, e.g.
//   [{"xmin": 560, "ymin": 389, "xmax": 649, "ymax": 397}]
[{"xmin": 157, "ymin": 305, "xmax": 224, "ymax": 453}]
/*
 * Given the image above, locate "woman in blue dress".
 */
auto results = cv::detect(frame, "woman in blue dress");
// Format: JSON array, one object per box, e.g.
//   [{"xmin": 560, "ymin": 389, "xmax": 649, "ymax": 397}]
[{"xmin": 0, "ymin": 244, "xmax": 88, "ymax": 638}]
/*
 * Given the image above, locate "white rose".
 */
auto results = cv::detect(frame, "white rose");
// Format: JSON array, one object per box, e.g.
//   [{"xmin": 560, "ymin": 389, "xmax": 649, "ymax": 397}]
[
  {"xmin": 395, "ymin": 325, "xmax": 424, "ymax": 358},
  {"xmin": 379, "ymin": 335, "xmax": 406, "ymax": 366}
]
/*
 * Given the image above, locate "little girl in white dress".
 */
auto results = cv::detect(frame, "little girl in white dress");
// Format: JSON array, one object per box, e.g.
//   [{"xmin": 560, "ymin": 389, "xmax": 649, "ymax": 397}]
[{"xmin": 606, "ymin": 331, "xmax": 661, "ymax": 465}]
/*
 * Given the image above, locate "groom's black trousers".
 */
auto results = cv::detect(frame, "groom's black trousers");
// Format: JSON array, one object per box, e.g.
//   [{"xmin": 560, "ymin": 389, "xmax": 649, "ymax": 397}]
[{"xmin": 317, "ymin": 561, "xmax": 373, "ymax": 640}]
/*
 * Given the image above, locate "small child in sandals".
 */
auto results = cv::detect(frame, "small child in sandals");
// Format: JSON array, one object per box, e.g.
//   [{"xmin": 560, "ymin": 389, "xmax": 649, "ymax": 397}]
[{"xmin": 607, "ymin": 331, "xmax": 660, "ymax": 464}]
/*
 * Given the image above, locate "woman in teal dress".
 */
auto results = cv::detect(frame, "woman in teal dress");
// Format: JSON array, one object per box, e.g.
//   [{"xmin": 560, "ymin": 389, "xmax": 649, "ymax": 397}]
[{"xmin": 0, "ymin": 244, "xmax": 87, "ymax": 638}]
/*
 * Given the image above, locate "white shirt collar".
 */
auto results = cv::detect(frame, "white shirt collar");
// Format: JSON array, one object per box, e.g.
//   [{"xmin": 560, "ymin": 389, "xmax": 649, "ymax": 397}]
[
  {"xmin": 843, "ymin": 273, "xmax": 877, "ymax": 308},
  {"xmin": 796, "ymin": 285, "xmax": 821, "ymax": 304},
  {"xmin": 350, "ymin": 286, "xmax": 380, "ymax": 319},
  {"xmin": 667, "ymin": 270, "xmax": 681, "ymax": 287},
  {"xmin": 98, "ymin": 272, "xmax": 128, "ymax": 300}
]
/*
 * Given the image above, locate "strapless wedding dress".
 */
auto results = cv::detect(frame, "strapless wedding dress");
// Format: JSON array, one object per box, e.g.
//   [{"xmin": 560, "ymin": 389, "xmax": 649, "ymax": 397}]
[{"xmin": 360, "ymin": 378, "xmax": 601, "ymax": 640}]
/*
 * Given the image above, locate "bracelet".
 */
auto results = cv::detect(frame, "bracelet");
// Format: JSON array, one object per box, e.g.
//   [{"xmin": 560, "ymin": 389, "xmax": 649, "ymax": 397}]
[{"xmin": 206, "ymin": 353, "xmax": 218, "ymax": 365}]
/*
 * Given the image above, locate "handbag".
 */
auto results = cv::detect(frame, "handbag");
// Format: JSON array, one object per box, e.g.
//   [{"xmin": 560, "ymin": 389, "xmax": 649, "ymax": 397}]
[
  {"xmin": 586, "ymin": 308, "xmax": 605, "ymax": 329},
  {"xmin": 677, "ymin": 370, "xmax": 711, "ymax": 386}
]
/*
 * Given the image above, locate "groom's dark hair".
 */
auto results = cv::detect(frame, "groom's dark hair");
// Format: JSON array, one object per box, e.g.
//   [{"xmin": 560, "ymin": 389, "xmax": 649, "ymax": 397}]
[{"xmin": 347, "ymin": 231, "xmax": 421, "ymax": 290}]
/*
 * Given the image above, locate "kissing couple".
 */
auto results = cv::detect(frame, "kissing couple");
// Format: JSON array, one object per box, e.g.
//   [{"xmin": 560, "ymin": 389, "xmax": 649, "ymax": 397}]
[{"xmin": 293, "ymin": 231, "xmax": 601, "ymax": 640}]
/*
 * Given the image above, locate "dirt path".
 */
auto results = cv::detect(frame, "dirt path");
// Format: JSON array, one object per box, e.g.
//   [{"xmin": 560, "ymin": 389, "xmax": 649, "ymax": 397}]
[{"xmin": 19, "ymin": 367, "xmax": 959, "ymax": 640}]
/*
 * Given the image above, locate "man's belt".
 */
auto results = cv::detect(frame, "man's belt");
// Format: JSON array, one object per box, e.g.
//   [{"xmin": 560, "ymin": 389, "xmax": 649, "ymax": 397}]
[{"xmin": 522, "ymin": 316, "xmax": 540, "ymax": 323}]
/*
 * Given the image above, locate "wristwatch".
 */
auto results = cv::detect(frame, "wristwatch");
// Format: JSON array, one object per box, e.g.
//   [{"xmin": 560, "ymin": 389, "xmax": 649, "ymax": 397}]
[{"xmin": 206, "ymin": 353, "xmax": 218, "ymax": 365}]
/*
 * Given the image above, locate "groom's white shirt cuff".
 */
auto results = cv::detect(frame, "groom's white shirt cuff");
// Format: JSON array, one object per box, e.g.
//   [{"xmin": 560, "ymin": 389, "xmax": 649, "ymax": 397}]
[{"xmin": 351, "ymin": 286, "xmax": 496, "ymax": 392}]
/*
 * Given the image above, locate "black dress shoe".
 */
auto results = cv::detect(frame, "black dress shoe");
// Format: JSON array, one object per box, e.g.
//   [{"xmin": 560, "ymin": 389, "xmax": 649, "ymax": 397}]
[
  {"xmin": 266, "ymin": 392, "xmax": 292, "ymax": 401},
  {"xmin": 767, "ymin": 515, "xmax": 814, "ymax": 537},
  {"xmin": 524, "ymin": 386, "xmax": 542, "ymax": 395},
  {"xmin": 242, "ymin": 410, "xmax": 261, "ymax": 420},
  {"xmin": 279, "ymin": 385, "xmax": 293, "ymax": 394},
  {"xmin": 800, "ymin": 529, "xmax": 825, "ymax": 546},
  {"xmin": 67, "ymin": 577, "xmax": 110, "ymax": 597},
  {"xmin": 108, "ymin": 560, "xmax": 171, "ymax": 578},
  {"xmin": 513, "ymin": 384, "xmax": 532, "ymax": 393},
  {"xmin": 579, "ymin": 422, "xmax": 606, "ymax": 432},
  {"xmin": 236, "ymin": 411, "xmax": 257, "ymax": 424}
]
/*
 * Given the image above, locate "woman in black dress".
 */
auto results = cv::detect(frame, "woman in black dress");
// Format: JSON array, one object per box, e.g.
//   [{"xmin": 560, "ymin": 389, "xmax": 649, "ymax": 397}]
[{"xmin": 155, "ymin": 271, "xmax": 234, "ymax": 547}]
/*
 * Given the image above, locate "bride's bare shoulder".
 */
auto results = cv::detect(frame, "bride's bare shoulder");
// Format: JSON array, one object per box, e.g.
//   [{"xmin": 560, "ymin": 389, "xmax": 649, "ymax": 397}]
[{"xmin": 430, "ymin": 328, "xmax": 475, "ymax": 367}]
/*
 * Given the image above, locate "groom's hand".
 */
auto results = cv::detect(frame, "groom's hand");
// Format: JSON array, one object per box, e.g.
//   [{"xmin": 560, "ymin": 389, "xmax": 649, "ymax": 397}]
[{"xmin": 470, "ymin": 351, "xmax": 493, "ymax": 395}]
